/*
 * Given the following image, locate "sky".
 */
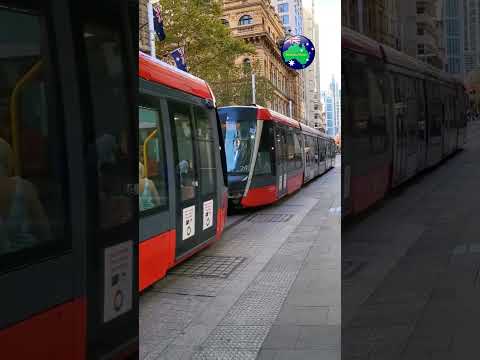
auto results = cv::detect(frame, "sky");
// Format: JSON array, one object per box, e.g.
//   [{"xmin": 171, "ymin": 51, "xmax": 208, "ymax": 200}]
[{"xmin": 305, "ymin": 0, "xmax": 341, "ymax": 92}]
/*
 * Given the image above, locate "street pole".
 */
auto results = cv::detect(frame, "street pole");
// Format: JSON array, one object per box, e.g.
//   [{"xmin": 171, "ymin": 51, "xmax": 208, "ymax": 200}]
[
  {"xmin": 147, "ymin": 0, "xmax": 156, "ymax": 58},
  {"xmin": 252, "ymin": 73, "xmax": 256, "ymax": 104}
]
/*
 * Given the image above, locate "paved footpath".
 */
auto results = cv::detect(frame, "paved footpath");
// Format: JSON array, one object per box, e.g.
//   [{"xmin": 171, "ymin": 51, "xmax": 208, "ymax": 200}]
[
  {"xmin": 342, "ymin": 121, "xmax": 480, "ymax": 360},
  {"xmin": 140, "ymin": 157, "xmax": 341, "ymax": 360}
]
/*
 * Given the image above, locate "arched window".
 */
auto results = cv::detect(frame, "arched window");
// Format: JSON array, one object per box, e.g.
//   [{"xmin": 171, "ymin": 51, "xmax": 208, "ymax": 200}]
[
  {"xmin": 243, "ymin": 58, "xmax": 252, "ymax": 73},
  {"xmin": 221, "ymin": 19, "xmax": 229, "ymax": 27},
  {"xmin": 239, "ymin": 15, "xmax": 253, "ymax": 26}
]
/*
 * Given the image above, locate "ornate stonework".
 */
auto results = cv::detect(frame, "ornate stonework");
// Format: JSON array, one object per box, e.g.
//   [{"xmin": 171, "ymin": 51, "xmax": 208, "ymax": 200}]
[{"xmin": 222, "ymin": 0, "xmax": 305, "ymax": 121}]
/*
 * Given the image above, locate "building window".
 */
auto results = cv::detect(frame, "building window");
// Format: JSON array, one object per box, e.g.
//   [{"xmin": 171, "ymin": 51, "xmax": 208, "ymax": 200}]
[
  {"xmin": 278, "ymin": 3, "xmax": 288, "ymax": 13},
  {"xmin": 281, "ymin": 15, "xmax": 289, "ymax": 25},
  {"xmin": 239, "ymin": 15, "xmax": 253, "ymax": 26},
  {"xmin": 221, "ymin": 19, "xmax": 229, "ymax": 27},
  {"xmin": 417, "ymin": 5, "xmax": 425, "ymax": 14},
  {"xmin": 417, "ymin": 44, "xmax": 425, "ymax": 55},
  {"xmin": 417, "ymin": 25, "xmax": 424, "ymax": 35}
]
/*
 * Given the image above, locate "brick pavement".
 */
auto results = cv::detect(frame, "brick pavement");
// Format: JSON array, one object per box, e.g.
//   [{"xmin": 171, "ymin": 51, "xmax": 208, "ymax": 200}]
[
  {"xmin": 342, "ymin": 122, "xmax": 480, "ymax": 360},
  {"xmin": 140, "ymin": 157, "xmax": 341, "ymax": 360}
]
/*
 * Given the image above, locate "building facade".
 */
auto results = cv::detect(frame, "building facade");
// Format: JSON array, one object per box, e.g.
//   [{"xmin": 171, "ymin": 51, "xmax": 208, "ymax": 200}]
[
  {"xmin": 302, "ymin": 4, "xmax": 324, "ymax": 130},
  {"xmin": 442, "ymin": 0, "xmax": 466, "ymax": 75},
  {"xmin": 465, "ymin": 0, "xmax": 480, "ymax": 74},
  {"xmin": 222, "ymin": 0, "xmax": 304, "ymax": 121},
  {"xmin": 342, "ymin": 0, "xmax": 400, "ymax": 48},
  {"xmin": 271, "ymin": 0, "xmax": 304, "ymax": 35},
  {"xmin": 343, "ymin": 0, "xmax": 445, "ymax": 69},
  {"xmin": 321, "ymin": 76, "xmax": 340, "ymax": 137}
]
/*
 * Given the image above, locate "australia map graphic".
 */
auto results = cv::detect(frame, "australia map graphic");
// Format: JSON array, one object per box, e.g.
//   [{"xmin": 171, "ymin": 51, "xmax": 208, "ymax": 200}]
[{"xmin": 281, "ymin": 35, "xmax": 315, "ymax": 70}]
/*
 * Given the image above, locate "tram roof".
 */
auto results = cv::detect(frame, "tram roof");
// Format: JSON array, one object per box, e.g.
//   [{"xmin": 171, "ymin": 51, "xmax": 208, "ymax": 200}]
[
  {"xmin": 342, "ymin": 26, "xmax": 383, "ymax": 59},
  {"xmin": 299, "ymin": 122, "xmax": 328, "ymax": 138},
  {"xmin": 218, "ymin": 105, "xmax": 301, "ymax": 129},
  {"xmin": 256, "ymin": 106, "xmax": 301, "ymax": 128},
  {"xmin": 343, "ymin": 27, "xmax": 460, "ymax": 85},
  {"xmin": 139, "ymin": 52, "xmax": 214, "ymax": 101}
]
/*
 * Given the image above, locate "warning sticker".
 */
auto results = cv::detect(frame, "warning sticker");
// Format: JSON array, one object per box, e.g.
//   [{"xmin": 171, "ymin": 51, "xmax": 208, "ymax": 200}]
[
  {"xmin": 103, "ymin": 241, "xmax": 133, "ymax": 323},
  {"xmin": 203, "ymin": 199, "xmax": 214, "ymax": 230},
  {"xmin": 183, "ymin": 206, "xmax": 195, "ymax": 240}
]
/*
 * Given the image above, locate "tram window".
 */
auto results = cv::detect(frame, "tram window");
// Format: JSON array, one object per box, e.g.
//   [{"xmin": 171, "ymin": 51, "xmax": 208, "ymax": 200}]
[
  {"xmin": 168, "ymin": 100, "xmax": 197, "ymax": 202},
  {"xmin": 82, "ymin": 19, "xmax": 135, "ymax": 230},
  {"xmin": 194, "ymin": 105, "xmax": 216, "ymax": 195},
  {"xmin": 346, "ymin": 63, "xmax": 369, "ymax": 137},
  {"xmin": 417, "ymin": 80, "xmax": 426, "ymax": 140},
  {"xmin": 367, "ymin": 69, "xmax": 387, "ymax": 154},
  {"xmin": 138, "ymin": 105, "xmax": 168, "ymax": 212},
  {"xmin": 0, "ymin": 6, "xmax": 70, "ymax": 272},
  {"xmin": 253, "ymin": 124, "xmax": 274, "ymax": 176},
  {"xmin": 293, "ymin": 131, "xmax": 303, "ymax": 169},
  {"xmin": 286, "ymin": 129, "xmax": 295, "ymax": 171}
]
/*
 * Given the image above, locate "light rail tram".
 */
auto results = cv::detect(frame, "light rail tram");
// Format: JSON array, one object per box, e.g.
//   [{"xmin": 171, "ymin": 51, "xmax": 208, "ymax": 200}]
[
  {"xmin": 218, "ymin": 106, "xmax": 336, "ymax": 208},
  {"xmin": 342, "ymin": 27, "xmax": 468, "ymax": 217},
  {"xmin": 138, "ymin": 52, "xmax": 228, "ymax": 291}
]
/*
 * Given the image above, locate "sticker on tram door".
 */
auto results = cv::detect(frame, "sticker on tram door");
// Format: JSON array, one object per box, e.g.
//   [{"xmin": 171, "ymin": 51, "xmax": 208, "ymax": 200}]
[
  {"xmin": 103, "ymin": 241, "xmax": 133, "ymax": 323},
  {"xmin": 203, "ymin": 200, "xmax": 214, "ymax": 230},
  {"xmin": 182, "ymin": 206, "xmax": 195, "ymax": 240}
]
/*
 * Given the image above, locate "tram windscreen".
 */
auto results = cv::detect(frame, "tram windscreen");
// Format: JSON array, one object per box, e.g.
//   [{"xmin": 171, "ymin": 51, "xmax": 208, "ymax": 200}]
[{"xmin": 218, "ymin": 108, "xmax": 257, "ymax": 174}]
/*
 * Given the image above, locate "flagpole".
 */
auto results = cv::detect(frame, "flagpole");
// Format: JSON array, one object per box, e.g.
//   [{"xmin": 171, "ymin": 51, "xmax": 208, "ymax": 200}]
[
  {"xmin": 252, "ymin": 73, "xmax": 256, "ymax": 104},
  {"xmin": 147, "ymin": 0, "xmax": 156, "ymax": 58}
]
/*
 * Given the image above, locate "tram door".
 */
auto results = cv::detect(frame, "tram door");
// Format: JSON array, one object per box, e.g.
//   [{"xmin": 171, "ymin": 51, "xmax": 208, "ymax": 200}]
[
  {"xmin": 79, "ymin": 2, "xmax": 139, "ymax": 358},
  {"xmin": 168, "ymin": 97, "xmax": 218, "ymax": 257},
  {"xmin": 275, "ymin": 125, "xmax": 288, "ymax": 198}
]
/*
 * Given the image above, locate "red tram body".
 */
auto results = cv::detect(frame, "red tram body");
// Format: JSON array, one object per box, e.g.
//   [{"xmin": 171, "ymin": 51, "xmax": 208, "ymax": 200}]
[
  {"xmin": 219, "ymin": 106, "xmax": 336, "ymax": 208},
  {"xmin": 342, "ymin": 27, "xmax": 468, "ymax": 217},
  {"xmin": 139, "ymin": 53, "xmax": 228, "ymax": 291}
]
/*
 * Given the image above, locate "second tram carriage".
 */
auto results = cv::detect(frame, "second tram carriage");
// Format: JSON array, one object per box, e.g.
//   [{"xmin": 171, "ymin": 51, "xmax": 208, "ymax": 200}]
[
  {"xmin": 342, "ymin": 27, "xmax": 468, "ymax": 217},
  {"xmin": 218, "ymin": 105, "xmax": 336, "ymax": 208},
  {"xmin": 139, "ymin": 52, "xmax": 228, "ymax": 291}
]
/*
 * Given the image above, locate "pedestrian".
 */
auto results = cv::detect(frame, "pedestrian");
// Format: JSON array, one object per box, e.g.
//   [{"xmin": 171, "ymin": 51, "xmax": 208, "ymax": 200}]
[
  {"xmin": 0, "ymin": 138, "xmax": 51, "ymax": 255},
  {"xmin": 139, "ymin": 162, "xmax": 161, "ymax": 211}
]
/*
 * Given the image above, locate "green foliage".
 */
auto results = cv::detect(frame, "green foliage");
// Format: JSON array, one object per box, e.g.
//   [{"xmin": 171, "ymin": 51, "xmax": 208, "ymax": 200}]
[
  {"xmin": 155, "ymin": 0, "xmax": 275, "ymax": 107},
  {"xmin": 212, "ymin": 59, "xmax": 275, "ymax": 107}
]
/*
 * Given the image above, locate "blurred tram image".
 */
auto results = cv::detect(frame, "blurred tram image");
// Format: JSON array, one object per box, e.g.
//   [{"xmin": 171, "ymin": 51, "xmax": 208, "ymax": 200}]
[
  {"xmin": 0, "ymin": 1, "xmax": 138, "ymax": 359},
  {"xmin": 218, "ymin": 106, "xmax": 336, "ymax": 208},
  {"xmin": 138, "ymin": 52, "xmax": 228, "ymax": 291},
  {"xmin": 342, "ymin": 27, "xmax": 469, "ymax": 217}
]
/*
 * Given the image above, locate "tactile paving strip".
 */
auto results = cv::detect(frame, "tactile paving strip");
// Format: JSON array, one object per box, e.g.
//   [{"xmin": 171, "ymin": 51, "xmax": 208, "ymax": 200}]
[
  {"xmin": 168, "ymin": 256, "xmax": 247, "ymax": 278},
  {"xmin": 200, "ymin": 326, "xmax": 270, "ymax": 349},
  {"xmin": 247, "ymin": 214, "xmax": 294, "ymax": 223},
  {"xmin": 192, "ymin": 349, "xmax": 257, "ymax": 360}
]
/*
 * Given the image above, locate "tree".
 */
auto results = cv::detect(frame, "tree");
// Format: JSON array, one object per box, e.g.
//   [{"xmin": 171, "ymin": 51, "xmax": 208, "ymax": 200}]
[
  {"xmin": 212, "ymin": 58, "xmax": 275, "ymax": 107},
  {"xmin": 155, "ymin": 0, "xmax": 275, "ymax": 107}
]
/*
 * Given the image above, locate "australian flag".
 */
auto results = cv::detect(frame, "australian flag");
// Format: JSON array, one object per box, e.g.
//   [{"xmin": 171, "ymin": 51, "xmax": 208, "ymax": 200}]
[
  {"xmin": 171, "ymin": 47, "xmax": 188, "ymax": 72},
  {"xmin": 152, "ymin": 3, "xmax": 166, "ymax": 41}
]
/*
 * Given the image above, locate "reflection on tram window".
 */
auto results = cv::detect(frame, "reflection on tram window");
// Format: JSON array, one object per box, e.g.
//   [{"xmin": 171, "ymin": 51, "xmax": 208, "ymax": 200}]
[
  {"xmin": 253, "ymin": 125, "xmax": 274, "ymax": 176},
  {"xmin": 168, "ymin": 100, "xmax": 197, "ymax": 202},
  {"xmin": 0, "ymin": 7, "xmax": 69, "ymax": 272},
  {"xmin": 138, "ymin": 106, "xmax": 168, "ymax": 211},
  {"xmin": 194, "ymin": 106, "xmax": 217, "ymax": 196},
  {"xmin": 223, "ymin": 116, "xmax": 256, "ymax": 174},
  {"xmin": 83, "ymin": 22, "xmax": 134, "ymax": 229}
]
